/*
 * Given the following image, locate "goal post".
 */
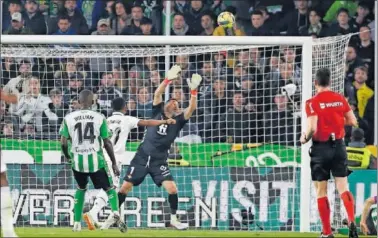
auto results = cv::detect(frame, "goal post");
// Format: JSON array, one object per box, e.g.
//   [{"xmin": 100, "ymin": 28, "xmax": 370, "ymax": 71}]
[{"xmin": 0, "ymin": 34, "xmax": 351, "ymax": 233}]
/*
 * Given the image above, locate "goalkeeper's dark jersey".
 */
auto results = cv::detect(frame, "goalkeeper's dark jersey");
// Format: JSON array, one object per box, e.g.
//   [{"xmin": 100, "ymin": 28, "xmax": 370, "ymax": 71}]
[{"xmin": 137, "ymin": 102, "xmax": 188, "ymax": 159}]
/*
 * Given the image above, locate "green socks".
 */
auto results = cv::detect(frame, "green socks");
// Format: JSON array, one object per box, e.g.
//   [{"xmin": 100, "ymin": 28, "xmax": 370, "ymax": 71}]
[
  {"xmin": 106, "ymin": 188, "xmax": 119, "ymax": 212},
  {"xmin": 74, "ymin": 189, "xmax": 86, "ymax": 222}
]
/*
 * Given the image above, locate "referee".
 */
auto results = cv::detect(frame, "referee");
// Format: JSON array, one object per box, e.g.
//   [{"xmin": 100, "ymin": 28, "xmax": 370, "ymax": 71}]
[{"xmin": 300, "ymin": 68, "xmax": 358, "ymax": 238}]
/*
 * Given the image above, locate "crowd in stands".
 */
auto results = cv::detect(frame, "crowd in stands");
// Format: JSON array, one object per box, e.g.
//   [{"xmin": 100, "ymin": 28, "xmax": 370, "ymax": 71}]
[{"xmin": 0, "ymin": 0, "xmax": 376, "ymax": 148}]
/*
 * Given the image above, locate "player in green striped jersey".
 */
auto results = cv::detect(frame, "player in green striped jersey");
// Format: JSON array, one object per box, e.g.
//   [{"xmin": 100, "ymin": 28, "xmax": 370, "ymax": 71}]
[{"xmin": 60, "ymin": 89, "xmax": 125, "ymax": 232}]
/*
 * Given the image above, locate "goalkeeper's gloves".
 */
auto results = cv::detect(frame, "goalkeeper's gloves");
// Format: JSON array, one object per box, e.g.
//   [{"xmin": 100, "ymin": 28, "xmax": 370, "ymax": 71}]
[
  {"xmin": 187, "ymin": 73, "xmax": 202, "ymax": 96},
  {"xmin": 164, "ymin": 65, "xmax": 182, "ymax": 85}
]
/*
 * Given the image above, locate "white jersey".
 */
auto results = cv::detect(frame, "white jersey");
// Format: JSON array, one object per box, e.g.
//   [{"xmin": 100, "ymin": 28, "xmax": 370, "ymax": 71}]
[
  {"xmin": 60, "ymin": 110, "xmax": 110, "ymax": 173},
  {"xmin": 107, "ymin": 112, "xmax": 140, "ymax": 157}
]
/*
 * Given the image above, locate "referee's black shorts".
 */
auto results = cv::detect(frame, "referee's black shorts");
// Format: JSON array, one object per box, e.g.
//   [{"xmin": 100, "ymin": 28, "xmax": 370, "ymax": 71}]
[{"xmin": 309, "ymin": 139, "xmax": 351, "ymax": 181}]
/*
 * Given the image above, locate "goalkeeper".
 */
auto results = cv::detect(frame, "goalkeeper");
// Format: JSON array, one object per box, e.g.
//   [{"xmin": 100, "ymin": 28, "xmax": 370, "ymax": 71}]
[{"xmin": 102, "ymin": 65, "xmax": 202, "ymax": 231}]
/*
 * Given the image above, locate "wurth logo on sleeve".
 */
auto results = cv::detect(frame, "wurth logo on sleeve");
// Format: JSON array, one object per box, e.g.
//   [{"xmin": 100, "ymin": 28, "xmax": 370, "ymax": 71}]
[{"xmin": 319, "ymin": 102, "xmax": 343, "ymax": 109}]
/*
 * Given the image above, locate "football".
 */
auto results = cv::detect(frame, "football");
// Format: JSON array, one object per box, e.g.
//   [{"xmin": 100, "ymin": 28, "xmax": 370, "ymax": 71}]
[{"xmin": 217, "ymin": 11, "xmax": 235, "ymax": 28}]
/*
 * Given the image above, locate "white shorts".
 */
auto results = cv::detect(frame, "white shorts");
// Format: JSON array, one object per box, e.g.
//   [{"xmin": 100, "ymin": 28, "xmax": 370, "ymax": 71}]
[{"xmin": 0, "ymin": 155, "xmax": 6, "ymax": 173}]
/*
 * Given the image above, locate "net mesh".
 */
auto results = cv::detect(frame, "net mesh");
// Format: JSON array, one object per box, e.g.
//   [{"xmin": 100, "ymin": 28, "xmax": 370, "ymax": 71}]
[{"xmin": 0, "ymin": 34, "xmax": 351, "ymax": 231}]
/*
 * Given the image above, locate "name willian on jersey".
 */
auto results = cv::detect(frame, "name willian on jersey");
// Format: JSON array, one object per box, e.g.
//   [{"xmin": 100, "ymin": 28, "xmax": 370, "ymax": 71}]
[{"xmin": 74, "ymin": 115, "xmax": 95, "ymax": 121}]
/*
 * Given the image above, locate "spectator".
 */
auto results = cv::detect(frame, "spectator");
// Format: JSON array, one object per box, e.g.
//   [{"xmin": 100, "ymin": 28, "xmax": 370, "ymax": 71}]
[
  {"xmin": 1, "ymin": 57, "xmax": 16, "ymax": 85},
  {"xmin": 357, "ymin": 25, "xmax": 375, "ymax": 88},
  {"xmin": 52, "ymin": 59, "xmax": 78, "ymax": 90},
  {"xmin": 121, "ymin": 2, "xmax": 150, "ymax": 35},
  {"xmin": 0, "ymin": 101, "xmax": 7, "ymax": 124},
  {"xmin": 278, "ymin": 0, "xmax": 309, "ymax": 35},
  {"xmin": 241, "ymin": 76, "xmax": 263, "ymax": 113},
  {"xmin": 68, "ymin": 96, "xmax": 81, "ymax": 113},
  {"xmin": 230, "ymin": 64, "xmax": 248, "ymax": 90},
  {"xmin": 149, "ymin": 70, "xmax": 162, "ymax": 92},
  {"xmin": 44, "ymin": 88, "xmax": 69, "ymax": 131},
  {"xmin": 3, "ymin": 12, "xmax": 34, "ymax": 35},
  {"xmin": 174, "ymin": 0, "xmax": 189, "ymax": 14},
  {"xmin": 184, "ymin": 0, "xmax": 208, "ymax": 35},
  {"xmin": 143, "ymin": 56, "xmax": 159, "ymax": 73},
  {"xmin": 76, "ymin": 0, "xmax": 106, "ymax": 31},
  {"xmin": 113, "ymin": 66, "xmax": 127, "ymax": 93},
  {"xmin": 150, "ymin": 0, "xmax": 175, "ymax": 35},
  {"xmin": 265, "ymin": 51, "xmax": 282, "ymax": 82},
  {"xmin": 210, "ymin": 0, "xmax": 227, "ymax": 16},
  {"xmin": 44, "ymin": 0, "xmax": 65, "ymax": 18},
  {"xmin": 350, "ymin": 1, "xmax": 372, "ymax": 29},
  {"xmin": 3, "ymin": 59, "xmax": 33, "ymax": 112},
  {"xmin": 347, "ymin": 128, "xmax": 376, "ymax": 169},
  {"xmin": 254, "ymin": 6, "xmax": 276, "ymax": 33},
  {"xmin": 345, "ymin": 66, "xmax": 374, "ymax": 119},
  {"xmin": 96, "ymin": 72, "xmax": 123, "ymax": 117},
  {"xmin": 126, "ymin": 98, "xmax": 138, "ymax": 117},
  {"xmin": 281, "ymin": 47, "xmax": 301, "ymax": 77},
  {"xmin": 12, "ymin": 77, "xmax": 53, "ymax": 133},
  {"xmin": 139, "ymin": 18, "xmax": 155, "ymax": 35},
  {"xmin": 2, "ymin": 0, "xmax": 22, "ymax": 33},
  {"xmin": 23, "ymin": 0, "xmax": 46, "ymax": 34},
  {"xmin": 299, "ymin": 8, "xmax": 328, "ymax": 37},
  {"xmin": 127, "ymin": 65, "xmax": 144, "ymax": 98},
  {"xmin": 21, "ymin": 123, "xmax": 37, "ymax": 138},
  {"xmin": 247, "ymin": 10, "xmax": 273, "ymax": 36},
  {"xmin": 52, "ymin": 16, "xmax": 76, "ymax": 35},
  {"xmin": 198, "ymin": 61, "xmax": 214, "ymax": 97},
  {"xmin": 264, "ymin": 92, "xmax": 301, "ymax": 146},
  {"xmin": 345, "ymin": 45, "xmax": 365, "ymax": 82},
  {"xmin": 327, "ymin": 8, "xmax": 358, "ymax": 36},
  {"xmin": 91, "ymin": 18, "xmax": 115, "ymax": 35},
  {"xmin": 105, "ymin": 0, "xmax": 115, "ymax": 18},
  {"xmin": 175, "ymin": 55, "xmax": 195, "ymax": 80},
  {"xmin": 362, "ymin": 96, "xmax": 375, "ymax": 145},
  {"xmin": 213, "ymin": 51, "xmax": 227, "ymax": 73},
  {"xmin": 323, "ymin": 0, "xmax": 357, "ymax": 23},
  {"xmin": 65, "ymin": 0, "xmax": 89, "ymax": 34},
  {"xmin": 199, "ymin": 76, "xmax": 230, "ymax": 140},
  {"xmin": 368, "ymin": 9, "xmax": 374, "ymax": 41},
  {"xmin": 230, "ymin": 0, "xmax": 253, "ymax": 32},
  {"xmin": 110, "ymin": 1, "xmax": 131, "ymax": 35},
  {"xmin": 136, "ymin": 86, "xmax": 153, "ymax": 118},
  {"xmin": 200, "ymin": 12, "xmax": 215, "ymax": 36},
  {"xmin": 2, "ymin": 120, "xmax": 14, "ymax": 137},
  {"xmin": 171, "ymin": 13, "xmax": 191, "ymax": 35},
  {"xmin": 249, "ymin": 48, "xmax": 267, "ymax": 72},
  {"xmin": 218, "ymin": 92, "xmax": 261, "ymax": 143},
  {"xmin": 62, "ymin": 73, "xmax": 84, "ymax": 103}
]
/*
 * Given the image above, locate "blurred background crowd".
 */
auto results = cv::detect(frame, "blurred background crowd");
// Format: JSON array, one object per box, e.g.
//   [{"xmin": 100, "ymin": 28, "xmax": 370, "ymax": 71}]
[{"xmin": 0, "ymin": 0, "xmax": 376, "ymax": 150}]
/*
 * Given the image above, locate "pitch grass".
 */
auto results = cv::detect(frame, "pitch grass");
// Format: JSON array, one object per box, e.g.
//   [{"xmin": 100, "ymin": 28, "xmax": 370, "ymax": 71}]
[{"xmin": 8, "ymin": 227, "xmax": 372, "ymax": 237}]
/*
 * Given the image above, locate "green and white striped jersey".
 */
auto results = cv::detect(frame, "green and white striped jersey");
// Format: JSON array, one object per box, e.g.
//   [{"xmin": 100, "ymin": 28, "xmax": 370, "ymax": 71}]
[{"xmin": 59, "ymin": 110, "xmax": 110, "ymax": 173}]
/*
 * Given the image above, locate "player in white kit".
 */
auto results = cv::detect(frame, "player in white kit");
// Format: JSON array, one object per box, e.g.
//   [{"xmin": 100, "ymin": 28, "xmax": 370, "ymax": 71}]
[
  {"xmin": 0, "ymin": 90, "xmax": 18, "ymax": 237},
  {"xmin": 83, "ymin": 97, "xmax": 175, "ymax": 230}
]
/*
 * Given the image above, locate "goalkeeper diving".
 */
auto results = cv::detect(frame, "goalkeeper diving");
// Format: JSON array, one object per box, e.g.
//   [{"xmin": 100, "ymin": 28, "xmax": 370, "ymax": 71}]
[
  {"xmin": 83, "ymin": 96, "xmax": 176, "ymax": 230},
  {"xmin": 97, "ymin": 65, "xmax": 201, "ymax": 231}
]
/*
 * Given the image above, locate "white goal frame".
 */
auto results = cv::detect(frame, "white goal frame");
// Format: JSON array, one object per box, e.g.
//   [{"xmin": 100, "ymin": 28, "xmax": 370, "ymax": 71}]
[{"xmin": 1, "ymin": 35, "xmax": 313, "ymax": 232}]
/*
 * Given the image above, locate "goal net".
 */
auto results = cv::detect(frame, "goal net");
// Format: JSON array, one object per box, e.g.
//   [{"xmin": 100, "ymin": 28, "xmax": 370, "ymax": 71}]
[{"xmin": 0, "ymin": 35, "xmax": 351, "ymax": 232}]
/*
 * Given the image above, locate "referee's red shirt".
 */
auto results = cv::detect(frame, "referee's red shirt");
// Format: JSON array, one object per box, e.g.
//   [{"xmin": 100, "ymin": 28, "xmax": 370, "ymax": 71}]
[{"xmin": 305, "ymin": 90, "xmax": 351, "ymax": 142}]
